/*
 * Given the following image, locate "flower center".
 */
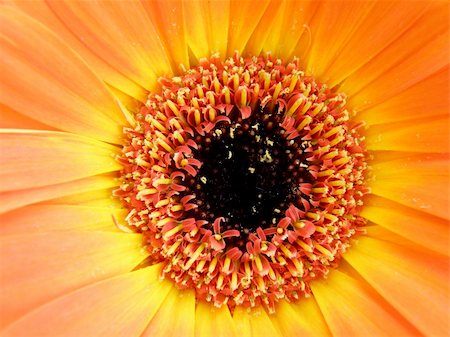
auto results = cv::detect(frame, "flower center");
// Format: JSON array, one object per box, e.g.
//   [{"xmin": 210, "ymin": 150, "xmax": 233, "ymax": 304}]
[
  {"xmin": 185, "ymin": 104, "xmax": 311, "ymax": 247},
  {"xmin": 115, "ymin": 53, "xmax": 368, "ymax": 313}
]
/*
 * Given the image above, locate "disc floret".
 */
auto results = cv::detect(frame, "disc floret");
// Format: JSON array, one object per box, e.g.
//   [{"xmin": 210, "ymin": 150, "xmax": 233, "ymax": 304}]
[{"xmin": 115, "ymin": 53, "xmax": 368, "ymax": 313}]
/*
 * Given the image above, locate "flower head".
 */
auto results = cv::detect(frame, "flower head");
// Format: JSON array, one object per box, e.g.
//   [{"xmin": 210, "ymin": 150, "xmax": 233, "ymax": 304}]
[
  {"xmin": 0, "ymin": 1, "xmax": 448, "ymax": 336},
  {"xmin": 114, "ymin": 53, "xmax": 369, "ymax": 312}
]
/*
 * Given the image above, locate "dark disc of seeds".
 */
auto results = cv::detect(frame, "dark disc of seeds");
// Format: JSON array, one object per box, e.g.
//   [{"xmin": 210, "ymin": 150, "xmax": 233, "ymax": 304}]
[{"xmin": 183, "ymin": 105, "xmax": 311, "ymax": 247}]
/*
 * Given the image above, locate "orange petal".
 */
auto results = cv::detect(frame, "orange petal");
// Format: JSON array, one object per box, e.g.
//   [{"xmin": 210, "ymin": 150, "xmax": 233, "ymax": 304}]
[
  {"xmin": 344, "ymin": 236, "xmax": 449, "ymax": 336},
  {"xmin": 46, "ymin": 1, "xmax": 172, "ymax": 90},
  {"xmin": 0, "ymin": 103, "xmax": 57, "ymax": 130},
  {"xmin": 141, "ymin": 288, "xmax": 195, "ymax": 337},
  {"xmin": 206, "ymin": 1, "xmax": 230, "ymax": 58},
  {"xmin": 0, "ymin": 231, "xmax": 148, "ymax": 328},
  {"xmin": 107, "ymin": 84, "xmax": 144, "ymax": 119},
  {"xmin": 195, "ymin": 301, "xmax": 237, "ymax": 337},
  {"xmin": 0, "ymin": 7, "xmax": 128, "ymax": 144},
  {"xmin": 355, "ymin": 67, "xmax": 449, "ymax": 125},
  {"xmin": 370, "ymin": 178, "xmax": 449, "ymax": 220},
  {"xmin": 308, "ymin": 1, "xmax": 430, "ymax": 86},
  {"xmin": 142, "ymin": 1, "xmax": 189, "ymax": 71},
  {"xmin": 365, "ymin": 116, "xmax": 450, "ymax": 153},
  {"xmin": 274, "ymin": 298, "xmax": 331, "ymax": 337},
  {"xmin": 3, "ymin": 0, "xmax": 146, "ymax": 101},
  {"xmin": 0, "ymin": 204, "xmax": 127, "ymax": 235},
  {"xmin": 231, "ymin": 306, "xmax": 252, "ymax": 337},
  {"xmin": 0, "ymin": 174, "xmax": 118, "ymax": 213},
  {"xmin": 0, "ymin": 130, "xmax": 121, "ymax": 192},
  {"xmin": 370, "ymin": 152, "xmax": 449, "ymax": 177},
  {"xmin": 183, "ymin": 0, "xmax": 230, "ymax": 61},
  {"xmin": 370, "ymin": 150, "xmax": 440, "ymax": 163},
  {"xmin": 303, "ymin": 1, "xmax": 377, "ymax": 79},
  {"xmin": 233, "ymin": 306, "xmax": 283, "ymax": 337},
  {"xmin": 362, "ymin": 195, "xmax": 448, "ymax": 256},
  {"xmin": 181, "ymin": 2, "xmax": 208, "ymax": 63},
  {"xmin": 44, "ymin": 187, "xmax": 121, "ymax": 208},
  {"xmin": 2, "ymin": 265, "xmax": 172, "ymax": 337},
  {"xmin": 245, "ymin": 0, "xmax": 320, "ymax": 59},
  {"xmin": 227, "ymin": 0, "xmax": 272, "ymax": 55},
  {"xmin": 367, "ymin": 150, "xmax": 449, "ymax": 164},
  {"xmin": 346, "ymin": 2, "xmax": 449, "ymax": 109},
  {"xmin": 244, "ymin": 0, "xmax": 284, "ymax": 57},
  {"xmin": 364, "ymin": 224, "xmax": 445, "ymax": 253},
  {"xmin": 368, "ymin": 152, "xmax": 450, "ymax": 220},
  {"xmin": 311, "ymin": 269, "xmax": 419, "ymax": 336}
]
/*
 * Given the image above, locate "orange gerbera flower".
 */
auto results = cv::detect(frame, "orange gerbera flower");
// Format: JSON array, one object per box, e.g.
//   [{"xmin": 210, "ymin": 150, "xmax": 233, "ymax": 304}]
[{"xmin": 0, "ymin": 1, "xmax": 448, "ymax": 336}]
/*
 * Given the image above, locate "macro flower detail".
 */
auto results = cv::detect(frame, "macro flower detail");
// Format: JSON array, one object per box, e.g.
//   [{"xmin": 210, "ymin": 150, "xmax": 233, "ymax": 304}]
[
  {"xmin": 115, "ymin": 54, "xmax": 368, "ymax": 312},
  {"xmin": 0, "ymin": 1, "xmax": 448, "ymax": 337}
]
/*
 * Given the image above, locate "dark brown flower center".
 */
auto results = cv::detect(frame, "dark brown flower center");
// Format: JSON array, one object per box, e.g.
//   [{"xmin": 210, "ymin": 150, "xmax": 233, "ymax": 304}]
[{"xmin": 185, "ymin": 104, "xmax": 311, "ymax": 247}]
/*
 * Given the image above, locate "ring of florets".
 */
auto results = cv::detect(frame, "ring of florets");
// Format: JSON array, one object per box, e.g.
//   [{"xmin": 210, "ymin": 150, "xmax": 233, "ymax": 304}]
[{"xmin": 115, "ymin": 53, "xmax": 368, "ymax": 313}]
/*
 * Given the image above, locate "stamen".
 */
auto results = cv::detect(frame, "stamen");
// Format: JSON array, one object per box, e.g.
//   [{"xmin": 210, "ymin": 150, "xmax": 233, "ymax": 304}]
[{"xmin": 116, "ymin": 53, "xmax": 368, "ymax": 314}]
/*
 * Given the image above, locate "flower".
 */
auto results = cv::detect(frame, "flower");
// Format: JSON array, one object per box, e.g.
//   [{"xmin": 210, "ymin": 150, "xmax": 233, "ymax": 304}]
[{"xmin": 0, "ymin": 1, "xmax": 448, "ymax": 336}]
